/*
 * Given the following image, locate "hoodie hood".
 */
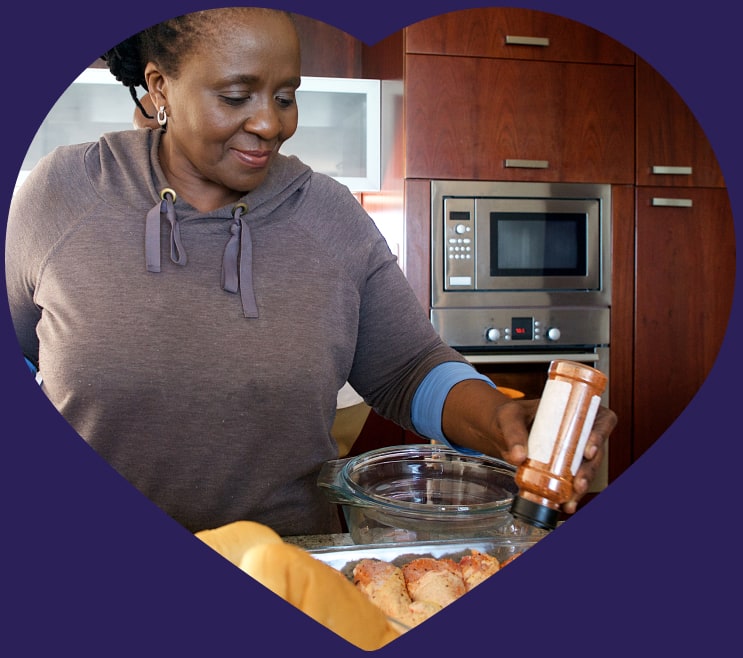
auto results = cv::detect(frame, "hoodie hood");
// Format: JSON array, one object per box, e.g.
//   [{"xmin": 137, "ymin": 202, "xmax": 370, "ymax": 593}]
[{"xmin": 98, "ymin": 129, "xmax": 313, "ymax": 318}]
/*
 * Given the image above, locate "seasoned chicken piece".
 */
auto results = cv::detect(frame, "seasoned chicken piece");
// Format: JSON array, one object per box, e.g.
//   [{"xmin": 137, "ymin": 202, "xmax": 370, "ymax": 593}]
[
  {"xmin": 401, "ymin": 557, "xmax": 466, "ymax": 608},
  {"xmin": 459, "ymin": 549, "xmax": 500, "ymax": 590},
  {"xmin": 353, "ymin": 558, "xmax": 442, "ymax": 628}
]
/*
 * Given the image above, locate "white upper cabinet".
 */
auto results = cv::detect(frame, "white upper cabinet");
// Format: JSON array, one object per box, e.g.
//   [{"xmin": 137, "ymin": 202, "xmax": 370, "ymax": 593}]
[
  {"xmin": 16, "ymin": 69, "xmax": 382, "ymax": 194},
  {"xmin": 289, "ymin": 76, "xmax": 381, "ymax": 191}
]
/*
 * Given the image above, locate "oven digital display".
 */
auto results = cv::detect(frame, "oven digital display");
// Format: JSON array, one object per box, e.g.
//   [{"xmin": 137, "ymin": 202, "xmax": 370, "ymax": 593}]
[
  {"xmin": 511, "ymin": 316, "xmax": 533, "ymax": 340},
  {"xmin": 490, "ymin": 212, "xmax": 587, "ymax": 276}
]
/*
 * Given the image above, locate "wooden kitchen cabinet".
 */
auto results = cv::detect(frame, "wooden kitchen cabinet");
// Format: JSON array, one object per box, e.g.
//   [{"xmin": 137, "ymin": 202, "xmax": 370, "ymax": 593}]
[
  {"xmin": 633, "ymin": 187, "xmax": 735, "ymax": 458},
  {"xmin": 404, "ymin": 53, "xmax": 634, "ymax": 183},
  {"xmin": 636, "ymin": 57, "xmax": 725, "ymax": 188},
  {"xmin": 402, "ymin": 7, "xmax": 634, "ymax": 184},
  {"xmin": 405, "ymin": 6, "xmax": 633, "ymax": 65},
  {"xmin": 632, "ymin": 56, "xmax": 732, "ymax": 460}
]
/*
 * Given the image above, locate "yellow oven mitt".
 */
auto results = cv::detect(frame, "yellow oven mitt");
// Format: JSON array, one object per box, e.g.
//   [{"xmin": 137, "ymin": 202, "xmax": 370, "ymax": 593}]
[
  {"xmin": 195, "ymin": 520, "xmax": 402, "ymax": 650},
  {"xmin": 195, "ymin": 520, "xmax": 283, "ymax": 566}
]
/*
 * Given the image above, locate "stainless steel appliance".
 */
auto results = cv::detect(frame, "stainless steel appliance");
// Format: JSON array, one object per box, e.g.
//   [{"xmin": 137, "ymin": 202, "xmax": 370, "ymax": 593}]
[
  {"xmin": 431, "ymin": 179, "xmax": 611, "ymax": 312},
  {"xmin": 430, "ymin": 180, "xmax": 612, "ymax": 490}
]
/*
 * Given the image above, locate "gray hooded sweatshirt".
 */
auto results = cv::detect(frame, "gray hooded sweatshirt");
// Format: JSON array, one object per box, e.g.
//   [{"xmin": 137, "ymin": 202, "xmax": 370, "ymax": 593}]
[{"xmin": 6, "ymin": 128, "xmax": 467, "ymax": 535}]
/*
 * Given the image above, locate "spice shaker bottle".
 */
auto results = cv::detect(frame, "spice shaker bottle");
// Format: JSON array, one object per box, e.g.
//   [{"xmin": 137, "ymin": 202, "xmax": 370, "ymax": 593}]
[{"xmin": 510, "ymin": 360, "xmax": 607, "ymax": 531}]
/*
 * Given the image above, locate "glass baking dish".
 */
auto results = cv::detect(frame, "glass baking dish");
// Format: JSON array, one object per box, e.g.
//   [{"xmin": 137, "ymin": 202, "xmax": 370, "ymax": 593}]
[
  {"xmin": 308, "ymin": 536, "xmax": 540, "ymax": 576},
  {"xmin": 317, "ymin": 444, "xmax": 524, "ymax": 544}
]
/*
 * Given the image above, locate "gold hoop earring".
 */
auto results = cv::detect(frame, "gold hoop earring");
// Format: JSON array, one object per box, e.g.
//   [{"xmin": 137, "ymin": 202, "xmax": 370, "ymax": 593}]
[{"xmin": 157, "ymin": 106, "xmax": 168, "ymax": 127}]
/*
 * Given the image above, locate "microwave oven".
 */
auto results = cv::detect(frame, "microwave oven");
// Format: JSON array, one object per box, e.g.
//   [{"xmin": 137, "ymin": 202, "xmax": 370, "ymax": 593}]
[{"xmin": 431, "ymin": 180, "xmax": 612, "ymax": 311}]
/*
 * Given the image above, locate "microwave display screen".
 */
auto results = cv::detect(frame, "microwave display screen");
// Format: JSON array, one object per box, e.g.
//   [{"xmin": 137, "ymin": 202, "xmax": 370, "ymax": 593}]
[{"xmin": 490, "ymin": 212, "xmax": 587, "ymax": 277}]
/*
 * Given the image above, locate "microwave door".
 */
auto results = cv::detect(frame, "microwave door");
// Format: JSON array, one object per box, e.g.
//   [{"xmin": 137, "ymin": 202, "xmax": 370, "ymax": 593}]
[{"xmin": 474, "ymin": 198, "xmax": 600, "ymax": 292}]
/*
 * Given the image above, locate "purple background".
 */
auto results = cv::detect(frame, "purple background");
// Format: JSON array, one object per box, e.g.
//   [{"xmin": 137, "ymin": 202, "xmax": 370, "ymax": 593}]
[{"xmin": 1, "ymin": 1, "xmax": 740, "ymax": 655}]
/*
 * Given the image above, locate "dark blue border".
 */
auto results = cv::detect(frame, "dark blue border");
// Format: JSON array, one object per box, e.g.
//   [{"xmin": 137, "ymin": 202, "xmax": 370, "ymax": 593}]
[{"xmin": 2, "ymin": 2, "xmax": 740, "ymax": 656}]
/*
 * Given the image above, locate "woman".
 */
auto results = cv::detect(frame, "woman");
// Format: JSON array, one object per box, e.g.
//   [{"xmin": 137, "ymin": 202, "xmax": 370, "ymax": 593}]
[{"xmin": 5, "ymin": 7, "xmax": 616, "ymax": 536}]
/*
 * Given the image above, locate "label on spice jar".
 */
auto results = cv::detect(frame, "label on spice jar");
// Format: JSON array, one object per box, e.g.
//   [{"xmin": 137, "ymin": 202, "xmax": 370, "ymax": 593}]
[
  {"xmin": 569, "ymin": 394, "xmax": 602, "ymax": 475},
  {"xmin": 527, "ymin": 379, "xmax": 571, "ymax": 463}
]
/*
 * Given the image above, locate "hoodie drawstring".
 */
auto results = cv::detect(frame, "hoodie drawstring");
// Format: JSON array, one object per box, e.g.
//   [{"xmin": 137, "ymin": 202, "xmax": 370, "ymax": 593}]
[
  {"xmin": 145, "ymin": 190, "xmax": 259, "ymax": 319},
  {"xmin": 145, "ymin": 188, "xmax": 186, "ymax": 272},
  {"xmin": 221, "ymin": 202, "xmax": 259, "ymax": 318}
]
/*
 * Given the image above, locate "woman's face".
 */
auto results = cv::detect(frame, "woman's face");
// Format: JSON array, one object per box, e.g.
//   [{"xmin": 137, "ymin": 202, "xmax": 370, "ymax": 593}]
[{"xmin": 146, "ymin": 10, "xmax": 301, "ymax": 208}]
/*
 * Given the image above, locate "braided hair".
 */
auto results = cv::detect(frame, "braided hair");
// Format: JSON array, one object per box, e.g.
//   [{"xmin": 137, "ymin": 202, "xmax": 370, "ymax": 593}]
[
  {"xmin": 100, "ymin": 32, "xmax": 152, "ymax": 119},
  {"xmin": 101, "ymin": 8, "xmax": 289, "ymax": 121}
]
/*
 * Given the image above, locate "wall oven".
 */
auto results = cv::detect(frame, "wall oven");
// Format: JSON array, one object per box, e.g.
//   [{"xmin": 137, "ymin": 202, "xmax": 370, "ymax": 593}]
[{"xmin": 430, "ymin": 180, "xmax": 613, "ymax": 491}]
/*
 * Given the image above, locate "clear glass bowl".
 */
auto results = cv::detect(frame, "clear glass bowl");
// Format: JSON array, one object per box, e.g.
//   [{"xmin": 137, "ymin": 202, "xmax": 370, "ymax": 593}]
[{"xmin": 318, "ymin": 444, "xmax": 519, "ymax": 543}]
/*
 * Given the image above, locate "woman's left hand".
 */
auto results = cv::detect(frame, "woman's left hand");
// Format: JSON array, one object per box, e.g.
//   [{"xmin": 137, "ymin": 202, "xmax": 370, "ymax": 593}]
[{"xmin": 442, "ymin": 379, "xmax": 618, "ymax": 512}]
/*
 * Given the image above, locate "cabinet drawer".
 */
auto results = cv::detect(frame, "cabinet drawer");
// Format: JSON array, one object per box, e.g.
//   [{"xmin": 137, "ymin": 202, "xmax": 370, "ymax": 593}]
[
  {"xmin": 404, "ymin": 54, "xmax": 634, "ymax": 183},
  {"xmin": 405, "ymin": 7, "xmax": 633, "ymax": 65}
]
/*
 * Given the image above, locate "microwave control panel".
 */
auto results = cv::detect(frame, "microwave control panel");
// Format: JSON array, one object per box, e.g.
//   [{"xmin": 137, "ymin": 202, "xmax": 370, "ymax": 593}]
[{"xmin": 443, "ymin": 197, "xmax": 476, "ymax": 290}]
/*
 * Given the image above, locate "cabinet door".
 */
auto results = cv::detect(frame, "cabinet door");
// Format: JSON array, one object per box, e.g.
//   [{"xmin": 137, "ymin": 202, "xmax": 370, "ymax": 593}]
[
  {"xmin": 405, "ymin": 7, "xmax": 633, "ymax": 65},
  {"xmin": 292, "ymin": 14, "xmax": 362, "ymax": 78},
  {"xmin": 636, "ymin": 58, "xmax": 724, "ymax": 188},
  {"xmin": 405, "ymin": 54, "xmax": 634, "ymax": 183},
  {"xmin": 633, "ymin": 187, "xmax": 735, "ymax": 457}
]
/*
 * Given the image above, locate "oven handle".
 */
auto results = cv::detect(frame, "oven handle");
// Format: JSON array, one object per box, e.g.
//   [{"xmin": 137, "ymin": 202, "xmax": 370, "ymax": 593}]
[{"xmin": 462, "ymin": 352, "xmax": 600, "ymax": 365}]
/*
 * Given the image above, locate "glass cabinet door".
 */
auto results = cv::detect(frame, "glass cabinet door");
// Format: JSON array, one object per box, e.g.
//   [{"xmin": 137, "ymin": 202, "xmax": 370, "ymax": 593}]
[
  {"xmin": 288, "ymin": 76, "xmax": 380, "ymax": 191},
  {"xmin": 16, "ymin": 68, "xmax": 135, "ymax": 193},
  {"xmin": 15, "ymin": 70, "xmax": 381, "ymax": 194}
]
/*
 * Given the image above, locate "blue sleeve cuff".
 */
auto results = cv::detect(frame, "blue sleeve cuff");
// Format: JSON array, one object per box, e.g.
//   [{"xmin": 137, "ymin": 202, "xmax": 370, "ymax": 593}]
[
  {"xmin": 24, "ymin": 356, "xmax": 42, "ymax": 385},
  {"xmin": 411, "ymin": 361, "xmax": 495, "ymax": 454}
]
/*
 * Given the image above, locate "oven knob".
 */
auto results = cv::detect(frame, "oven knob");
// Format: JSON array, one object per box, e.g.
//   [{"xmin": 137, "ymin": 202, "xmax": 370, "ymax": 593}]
[
  {"xmin": 546, "ymin": 327, "xmax": 561, "ymax": 341},
  {"xmin": 485, "ymin": 327, "xmax": 501, "ymax": 342}
]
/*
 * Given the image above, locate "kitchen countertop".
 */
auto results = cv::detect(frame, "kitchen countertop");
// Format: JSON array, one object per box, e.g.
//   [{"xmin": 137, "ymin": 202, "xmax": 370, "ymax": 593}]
[
  {"xmin": 282, "ymin": 525, "xmax": 550, "ymax": 550},
  {"xmin": 282, "ymin": 533, "xmax": 355, "ymax": 550}
]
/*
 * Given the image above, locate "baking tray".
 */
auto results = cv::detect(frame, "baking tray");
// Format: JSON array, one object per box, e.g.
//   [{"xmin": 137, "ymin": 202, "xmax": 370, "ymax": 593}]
[{"xmin": 308, "ymin": 536, "xmax": 540, "ymax": 580}]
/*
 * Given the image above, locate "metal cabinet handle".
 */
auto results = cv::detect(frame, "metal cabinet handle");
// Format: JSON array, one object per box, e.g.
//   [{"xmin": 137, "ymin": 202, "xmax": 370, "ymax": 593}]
[
  {"xmin": 651, "ymin": 165, "xmax": 693, "ymax": 176},
  {"xmin": 504, "ymin": 159, "xmax": 549, "ymax": 169},
  {"xmin": 651, "ymin": 197, "xmax": 693, "ymax": 208},
  {"xmin": 505, "ymin": 35, "xmax": 550, "ymax": 47}
]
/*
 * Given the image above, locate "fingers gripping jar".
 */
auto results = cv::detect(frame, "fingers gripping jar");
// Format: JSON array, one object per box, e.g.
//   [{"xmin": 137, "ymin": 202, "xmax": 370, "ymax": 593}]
[{"xmin": 510, "ymin": 360, "xmax": 607, "ymax": 531}]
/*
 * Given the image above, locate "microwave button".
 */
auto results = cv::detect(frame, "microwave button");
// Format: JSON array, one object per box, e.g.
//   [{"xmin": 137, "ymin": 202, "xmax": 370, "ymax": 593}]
[{"xmin": 454, "ymin": 224, "xmax": 469, "ymax": 235}]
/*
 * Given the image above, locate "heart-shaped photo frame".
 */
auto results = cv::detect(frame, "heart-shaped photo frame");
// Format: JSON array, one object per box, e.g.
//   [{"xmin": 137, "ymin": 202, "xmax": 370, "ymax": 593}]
[{"xmin": 2, "ymin": 1, "xmax": 740, "ymax": 656}]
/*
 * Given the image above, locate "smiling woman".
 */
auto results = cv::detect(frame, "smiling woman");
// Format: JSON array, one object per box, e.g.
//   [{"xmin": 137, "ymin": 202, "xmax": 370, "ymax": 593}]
[
  {"xmin": 5, "ymin": 6, "xmax": 616, "ymax": 543},
  {"xmin": 105, "ymin": 7, "xmax": 302, "ymax": 211}
]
